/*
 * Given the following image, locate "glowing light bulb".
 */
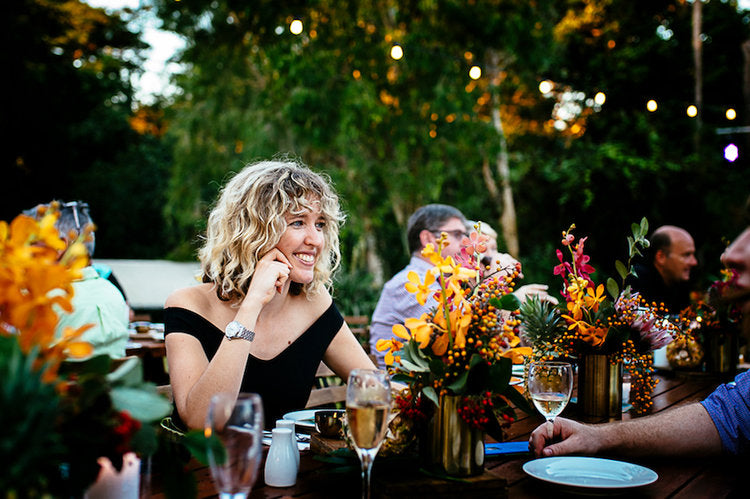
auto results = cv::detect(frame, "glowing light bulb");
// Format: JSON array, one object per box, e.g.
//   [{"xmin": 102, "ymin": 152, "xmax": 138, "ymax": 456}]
[
  {"xmin": 539, "ymin": 80, "xmax": 553, "ymax": 94},
  {"xmin": 646, "ymin": 100, "xmax": 657, "ymax": 112},
  {"xmin": 594, "ymin": 92, "xmax": 606, "ymax": 105},
  {"xmin": 290, "ymin": 19, "xmax": 303, "ymax": 35},
  {"xmin": 390, "ymin": 44, "xmax": 403, "ymax": 60},
  {"xmin": 726, "ymin": 108, "xmax": 737, "ymax": 120},
  {"xmin": 469, "ymin": 65, "xmax": 482, "ymax": 80},
  {"xmin": 724, "ymin": 143, "xmax": 739, "ymax": 162},
  {"xmin": 686, "ymin": 105, "xmax": 697, "ymax": 118}
]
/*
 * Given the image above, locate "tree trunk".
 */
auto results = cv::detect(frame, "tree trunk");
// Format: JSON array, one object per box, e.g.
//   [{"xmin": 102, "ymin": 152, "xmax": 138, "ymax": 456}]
[
  {"xmin": 692, "ymin": 0, "xmax": 703, "ymax": 151},
  {"xmin": 486, "ymin": 50, "xmax": 519, "ymax": 257}
]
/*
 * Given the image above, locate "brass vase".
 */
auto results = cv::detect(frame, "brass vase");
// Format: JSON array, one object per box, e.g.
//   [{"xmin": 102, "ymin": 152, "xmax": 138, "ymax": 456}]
[
  {"xmin": 577, "ymin": 354, "xmax": 623, "ymax": 421},
  {"xmin": 423, "ymin": 393, "xmax": 485, "ymax": 476},
  {"xmin": 705, "ymin": 328, "xmax": 739, "ymax": 375}
]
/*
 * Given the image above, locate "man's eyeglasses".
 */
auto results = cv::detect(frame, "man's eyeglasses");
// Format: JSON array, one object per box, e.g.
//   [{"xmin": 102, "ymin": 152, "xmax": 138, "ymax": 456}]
[
  {"xmin": 431, "ymin": 229, "xmax": 468, "ymax": 240},
  {"xmin": 61, "ymin": 201, "xmax": 89, "ymax": 231}
]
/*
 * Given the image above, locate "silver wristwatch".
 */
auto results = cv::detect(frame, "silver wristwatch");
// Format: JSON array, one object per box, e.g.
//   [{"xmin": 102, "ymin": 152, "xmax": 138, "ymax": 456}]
[{"xmin": 225, "ymin": 320, "xmax": 255, "ymax": 342}]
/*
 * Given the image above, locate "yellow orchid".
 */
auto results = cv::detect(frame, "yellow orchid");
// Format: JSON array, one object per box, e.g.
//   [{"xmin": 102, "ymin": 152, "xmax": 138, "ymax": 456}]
[
  {"xmin": 404, "ymin": 270, "xmax": 436, "ymax": 306},
  {"xmin": 404, "ymin": 316, "xmax": 433, "ymax": 348},
  {"xmin": 583, "ymin": 283, "xmax": 606, "ymax": 312},
  {"xmin": 421, "ymin": 242, "xmax": 445, "ymax": 266},
  {"xmin": 376, "ymin": 333, "xmax": 404, "ymax": 366},
  {"xmin": 501, "ymin": 346, "xmax": 533, "ymax": 364}
]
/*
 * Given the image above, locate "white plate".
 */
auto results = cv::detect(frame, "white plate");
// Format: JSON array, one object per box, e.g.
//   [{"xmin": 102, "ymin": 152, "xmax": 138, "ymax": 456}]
[
  {"xmin": 523, "ymin": 456, "xmax": 658, "ymax": 489},
  {"xmin": 282, "ymin": 409, "xmax": 318, "ymax": 431}
]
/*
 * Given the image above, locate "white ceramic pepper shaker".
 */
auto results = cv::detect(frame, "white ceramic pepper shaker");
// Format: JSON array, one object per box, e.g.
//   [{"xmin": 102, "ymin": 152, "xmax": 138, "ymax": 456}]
[
  {"xmin": 264, "ymin": 428, "xmax": 297, "ymax": 487},
  {"xmin": 275, "ymin": 419, "xmax": 300, "ymax": 468}
]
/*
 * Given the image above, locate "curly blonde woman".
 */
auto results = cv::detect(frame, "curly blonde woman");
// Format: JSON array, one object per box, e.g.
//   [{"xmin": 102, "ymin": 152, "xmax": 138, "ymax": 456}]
[{"xmin": 164, "ymin": 159, "xmax": 375, "ymax": 429}]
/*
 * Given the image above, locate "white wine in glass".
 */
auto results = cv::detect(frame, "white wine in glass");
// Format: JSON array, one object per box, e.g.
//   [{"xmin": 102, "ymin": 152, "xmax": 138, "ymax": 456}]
[
  {"xmin": 205, "ymin": 392, "xmax": 264, "ymax": 499},
  {"xmin": 528, "ymin": 361, "xmax": 574, "ymax": 424},
  {"xmin": 346, "ymin": 369, "xmax": 391, "ymax": 499}
]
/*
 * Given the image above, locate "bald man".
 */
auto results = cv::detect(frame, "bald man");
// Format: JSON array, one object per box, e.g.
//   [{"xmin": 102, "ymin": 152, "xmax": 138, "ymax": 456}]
[{"xmin": 628, "ymin": 225, "xmax": 698, "ymax": 314}]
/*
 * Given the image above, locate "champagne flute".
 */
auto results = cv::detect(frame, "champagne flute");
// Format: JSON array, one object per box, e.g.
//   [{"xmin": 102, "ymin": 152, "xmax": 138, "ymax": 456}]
[
  {"xmin": 346, "ymin": 369, "xmax": 391, "ymax": 499},
  {"xmin": 205, "ymin": 392, "xmax": 264, "ymax": 499},
  {"xmin": 527, "ymin": 361, "xmax": 574, "ymax": 428}
]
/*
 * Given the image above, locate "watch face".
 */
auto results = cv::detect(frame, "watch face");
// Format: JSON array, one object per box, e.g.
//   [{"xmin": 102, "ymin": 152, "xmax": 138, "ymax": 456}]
[
  {"xmin": 226, "ymin": 321, "xmax": 241, "ymax": 337},
  {"xmin": 225, "ymin": 321, "xmax": 254, "ymax": 341}
]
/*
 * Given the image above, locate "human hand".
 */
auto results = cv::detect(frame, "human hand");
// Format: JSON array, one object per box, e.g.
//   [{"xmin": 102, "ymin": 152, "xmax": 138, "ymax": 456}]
[
  {"xmin": 245, "ymin": 249, "xmax": 293, "ymax": 305},
  {"xmin": 514, "ymin": 284, "xmax": 559, "ymax": 305},
  {"xmin": 529, "ymin": 417, "xmax": 599, "ymax": 458}
]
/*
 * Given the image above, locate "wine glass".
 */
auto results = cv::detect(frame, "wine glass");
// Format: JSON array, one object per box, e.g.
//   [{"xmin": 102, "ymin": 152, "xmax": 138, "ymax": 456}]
[
  {"xmin": 345, "ymin": 369, "xmax": 391, "ymax": 499},
  {"xmin": 205, "ymin": 392, "xmax": 264, "ymax": 499},
  {"xmin": 527, "ymin": 361, "xmax": 574, "ymax": 428}
]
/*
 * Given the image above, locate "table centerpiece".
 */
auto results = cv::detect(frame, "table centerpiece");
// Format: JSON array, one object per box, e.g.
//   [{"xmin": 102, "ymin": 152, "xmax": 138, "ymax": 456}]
[
  {"xmin": 0, "ymin": 204, "xmax": 171, "ymax": 497},
  {"xmin": 376, "ymin": 225, "xmax": 533, "ymax": 476},
  {"xmin": 520, "ymin": 219, "xmax": 679, "ymax": 417}
]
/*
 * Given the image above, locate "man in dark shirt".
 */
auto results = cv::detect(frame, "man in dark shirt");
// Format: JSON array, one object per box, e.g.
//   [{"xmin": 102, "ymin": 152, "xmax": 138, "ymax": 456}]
[{"xmin": 629, "ymin": 225, "xmax": 698, "ymax": 314}]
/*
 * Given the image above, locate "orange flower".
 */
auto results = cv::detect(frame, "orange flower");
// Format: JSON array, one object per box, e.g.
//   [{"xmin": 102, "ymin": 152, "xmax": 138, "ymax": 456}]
[{"xmin": 404, "ymin": 270, "xmax": 435, "ymax": 306}]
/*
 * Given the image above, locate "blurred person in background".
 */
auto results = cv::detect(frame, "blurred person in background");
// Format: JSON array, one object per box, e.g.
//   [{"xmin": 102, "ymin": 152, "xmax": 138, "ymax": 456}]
[{"xmin": 25, "ymin": 201, "xmax": 130, "ymax": 359}]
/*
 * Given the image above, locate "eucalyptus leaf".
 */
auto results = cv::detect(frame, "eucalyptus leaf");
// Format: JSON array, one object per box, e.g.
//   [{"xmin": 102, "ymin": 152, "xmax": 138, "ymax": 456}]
[
  {"xmin": 615, "ymin": 260, "xmax": 628, "ymax": 280},
  {"xmin": 110, "ymin": 386, "xmax": 172, "ymax": 423},
  {"xmin": 398, "ymin": 357, "xmax": 428, "ymax": 373},
  {"xmin": 606, "ymin": 277, "xmax": 619, "ymax": 300},
  {"xmin": 422, "ymin": 386, "xmax": 439, "ymax": 407}
]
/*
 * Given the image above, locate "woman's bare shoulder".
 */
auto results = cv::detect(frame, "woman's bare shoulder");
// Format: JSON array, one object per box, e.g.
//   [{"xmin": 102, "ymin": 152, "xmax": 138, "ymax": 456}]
[{"xmin": 165, "ymin": 283, "xmax": 216, "ymax": 311}]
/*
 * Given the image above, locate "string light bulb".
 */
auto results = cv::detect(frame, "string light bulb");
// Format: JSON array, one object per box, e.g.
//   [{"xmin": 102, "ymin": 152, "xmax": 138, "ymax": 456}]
[
  {"xmin": 726, "ymin": 108, "xmax": 737, "ymax": 120},
  {"xmin": 390, "ymin": 44, "xmax": 404, "ymax": 60},
  {"xmin": 469, "ymin": 66, "xmax": 482, "ymax": 80},
  {"xmin": 646, "ymin": 100, "xmax": 657, "ymax": 112},
  {"xmin": 290, "ymin": 19, "xmax": 303, "ymax": 35},
  {"xmin": 539, "ymin": 80, "xmax": 553, "ymax": 94},
  {"xmin": 594, "ymin": 92, "xmax": 606, "ymax": 105},
  {"xmin": 686, "ymin": 105, "xmax": 697, "ymax": 118}
]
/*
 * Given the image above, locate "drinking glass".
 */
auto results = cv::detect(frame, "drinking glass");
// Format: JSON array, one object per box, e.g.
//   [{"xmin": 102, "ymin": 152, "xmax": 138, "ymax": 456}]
[
  {"xmin": 205, "ymin": 393, "xmax": 264, "ymax": 499},
  {"xmin": 527, "ymin": 361, "xmax": 574, "ymax": 425},
  {"xmin": 345, "ymin": 369, "xmax": 391, "ymax": 499}
]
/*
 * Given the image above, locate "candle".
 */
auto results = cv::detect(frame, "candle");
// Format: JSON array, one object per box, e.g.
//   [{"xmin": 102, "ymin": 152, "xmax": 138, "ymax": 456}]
[{"xmin": 84, "ymin": 452, "xmax": 140, "ymax": 499}]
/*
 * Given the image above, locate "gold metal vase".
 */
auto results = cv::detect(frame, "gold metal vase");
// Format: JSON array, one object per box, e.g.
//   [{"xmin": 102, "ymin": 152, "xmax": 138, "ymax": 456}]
[
  {"xmin": 423, "ymin": 393, "xmax": 484, "ymax": 476},
  {"xmin": 577, "ymin": 354, "xmax": 622, "ymax": 421}
]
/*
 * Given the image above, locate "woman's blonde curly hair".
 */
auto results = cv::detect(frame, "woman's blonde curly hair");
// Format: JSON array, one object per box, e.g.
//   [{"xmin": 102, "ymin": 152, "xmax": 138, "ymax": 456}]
[{"xmin": 199, "ymin": 159, "xmax": 344, "ymax": 301}]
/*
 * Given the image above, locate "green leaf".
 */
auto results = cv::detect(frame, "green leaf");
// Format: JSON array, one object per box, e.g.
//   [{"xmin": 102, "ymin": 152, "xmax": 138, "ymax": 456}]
[
  {"xmin": 392, "ymin": 373, "xmax": 415, "ymax": 385},
  {"xmin": 110, "ymin": 386, "xmax": 172, "ymax": 423},
  {"xmin": 490, "ymin": 293, "xmax": 521, "ymax": 311},
  {"xmin": 422, "ymin": 386, "xmax": 439, "ymax": 407},
  {"xmin": 503, "ymin": 384, "xmax": 534, "ymax": 415},
  {"xmin": 397, "ymin": 357, "xmax": 428, "ymax": 373},
  {"xmin": 640, "ymin": 217, "xmax": 649, "ymax": 237},
  {"xmin": 106, "ymin": 357, "xmax": 143, "ymax": 386},
  {"xmin": 182, "ymin": 430, "xmax": 225, "ymax": 466},
  {"xmin": 446, "ymin": 370, "xmax": 469, "ymax": 393},
  {"xmin": 487, "ymin": 358, "xmax": 512, "ymax": 392},
  {"xmin": 631, "ymin": 222, "xmax": 641, "ymax": 237},
  {"xmin": 615, "ymin": 260, "xmax": 628, "ymax": 280},
  {"xmin": 606, "ymin": 277, "xmax": 619, "ymax": 300}
]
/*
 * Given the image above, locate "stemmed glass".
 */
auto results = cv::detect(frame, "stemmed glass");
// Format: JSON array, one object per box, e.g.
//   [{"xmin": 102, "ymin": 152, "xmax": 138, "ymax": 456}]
[
  {"xmin": 205, "ymin": 392, "xmax": 264, "ymax": 499},
  {"xmin": 345, "ymin": 369, "xmax": 391, "ymax": 499},
  {"xmin": 527, "ymin": 361, "xmax": 574, "ymax": 428}
]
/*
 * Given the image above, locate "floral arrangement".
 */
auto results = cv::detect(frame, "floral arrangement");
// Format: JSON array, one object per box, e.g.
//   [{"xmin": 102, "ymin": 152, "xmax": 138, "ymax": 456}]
[
  {"xmin": 0, "ymin": 205, "xmax": 171, "ymax": 497},
  {"xmin": 376, "ymin": 226, "xmax": 533, "ymax": 441},
  {"xmin": 521, "ymin": 219, "xmax": 679, "ymax": 414},
  {"xmin": 671, "ymin": 269, "xmax": 743, "ymax": 369}
]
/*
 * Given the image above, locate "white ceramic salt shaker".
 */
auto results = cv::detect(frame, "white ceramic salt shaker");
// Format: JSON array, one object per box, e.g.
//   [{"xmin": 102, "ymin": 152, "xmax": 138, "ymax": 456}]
[
  {"xmin": 264, "ymin": 428, "xmax": 297, "ymax": 487},
  {"xmin": 275, "ymin": 419, "xmax": 300, "ymax": 468}
]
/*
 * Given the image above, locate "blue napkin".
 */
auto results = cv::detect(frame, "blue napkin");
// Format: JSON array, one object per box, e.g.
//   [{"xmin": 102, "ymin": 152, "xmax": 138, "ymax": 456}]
[{"xmin": 485, "ymin": 441, "xmax": 529, "ymax": 456}]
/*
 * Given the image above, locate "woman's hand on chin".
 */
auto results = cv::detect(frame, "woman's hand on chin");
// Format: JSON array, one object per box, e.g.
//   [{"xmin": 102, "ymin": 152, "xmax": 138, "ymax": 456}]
[{"xmin": 247, "ymin": 249, "xmax": 293, "ymax": 305}]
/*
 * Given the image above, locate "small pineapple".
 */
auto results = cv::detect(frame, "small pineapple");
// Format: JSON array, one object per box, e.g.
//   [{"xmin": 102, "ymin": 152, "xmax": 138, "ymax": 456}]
[{"xmin": 519, "ymin": 295, "xmax": 566, "ymax": 354}]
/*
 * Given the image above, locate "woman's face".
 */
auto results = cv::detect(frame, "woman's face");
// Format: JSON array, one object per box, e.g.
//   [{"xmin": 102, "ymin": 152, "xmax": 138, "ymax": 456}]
[{"xmin": 276, "ymin": 204, "xmax": 326, "ymax": 285}]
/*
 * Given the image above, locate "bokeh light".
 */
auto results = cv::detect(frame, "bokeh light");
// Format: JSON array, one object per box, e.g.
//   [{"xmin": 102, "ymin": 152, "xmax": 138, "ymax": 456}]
[
  {"xmin": 724, "ymin": 143, "xmax": 739, "ymax": 162},
  {"xmin": 289, "ymin": 19, "xmax": 303, "ymax": 35},
  {"xmin": 726, "ymin": 108, "xmax": 737, "ymax": 120},
  {"xmin": 686, "ymin": 105, "xmax": 697, "ymax": 118},
  {"xmin": 539, "ymin": 80, "xmax": 553, "ymax": 94},
  {"xmin": 594, "ymin": 92, "xmax": 606, "ymax": 105},
  {"xmin": 469, "ymin": 66, "xmax": 482, "ymax": 80},
  {"xmin": 646, "ymin": 100, "xmax": 657, "ymax": 112},
  {"xmin": 390, "ymin": 44, "xmax": 403, "ymax": 60}
]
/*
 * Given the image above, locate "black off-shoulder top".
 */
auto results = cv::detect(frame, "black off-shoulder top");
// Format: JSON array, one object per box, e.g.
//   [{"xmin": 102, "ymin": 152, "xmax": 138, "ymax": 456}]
[{"xmin": 164, "ymin": 301, "xmax": 342, "ymax": 428}]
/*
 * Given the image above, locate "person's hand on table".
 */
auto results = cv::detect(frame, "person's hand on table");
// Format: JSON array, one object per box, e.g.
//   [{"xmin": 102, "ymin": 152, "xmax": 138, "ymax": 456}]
[
  {"xmin": 514, "ymin": 284, "xmax": 559, "ymax": 305},
  {"xmin": 529, "ymin": 417, "xmax": 600, "ymax": 458}
]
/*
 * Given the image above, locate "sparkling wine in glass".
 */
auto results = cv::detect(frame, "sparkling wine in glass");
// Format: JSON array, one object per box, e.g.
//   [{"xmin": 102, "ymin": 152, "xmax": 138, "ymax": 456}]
[
  {"xmin": 528, "ymin": 361, "xmax": 574, "ymax": 424},
  {"xmin": 346, "ymin": 369, "xmax": 391, "ymax": 499},
  {"xmin": 205, "ymin": 392, "xmax": 264, "ymax": 499}
]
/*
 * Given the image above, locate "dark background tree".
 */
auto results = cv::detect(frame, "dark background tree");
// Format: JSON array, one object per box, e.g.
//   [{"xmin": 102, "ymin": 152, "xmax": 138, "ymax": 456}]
[{"xmin": 4, "ymin": 0, "xmax": 173, "ymax": 258}]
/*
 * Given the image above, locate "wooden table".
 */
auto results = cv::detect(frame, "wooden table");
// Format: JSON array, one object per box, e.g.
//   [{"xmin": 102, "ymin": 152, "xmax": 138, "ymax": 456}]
[
  {"xmin": 148, "ymin": 370, "xmax": 747, "ymax": 498},
  {"xmin": 126, "ymin": 338, "xmax": 168, "ymax": 385}
]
